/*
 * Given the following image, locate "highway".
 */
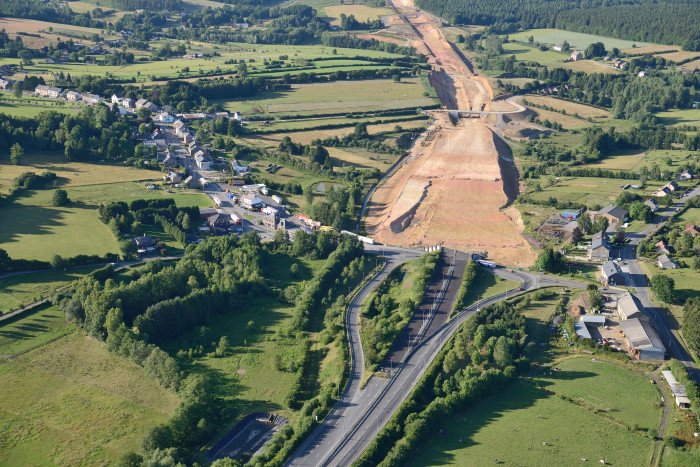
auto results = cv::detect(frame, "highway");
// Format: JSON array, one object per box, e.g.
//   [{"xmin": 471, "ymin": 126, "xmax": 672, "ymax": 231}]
[{"xmin": 286, "ymin": 255, "xmax": 585, "ymax": 466}]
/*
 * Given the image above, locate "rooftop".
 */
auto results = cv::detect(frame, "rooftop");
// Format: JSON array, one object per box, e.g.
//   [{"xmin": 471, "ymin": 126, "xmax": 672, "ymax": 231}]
[
  {"xmin": 619, "ymin": 318, "xmax": 665, "ymax": 353},
  {"xmin": 598, "ymin": 205, "xmax": 629, "ymax": 220}
]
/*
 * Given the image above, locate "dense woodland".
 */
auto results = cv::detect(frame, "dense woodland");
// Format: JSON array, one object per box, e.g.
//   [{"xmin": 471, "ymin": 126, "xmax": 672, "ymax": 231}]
[{"xmin": 418, "ymin": 0, "xmax": 700, "ymax": 50}]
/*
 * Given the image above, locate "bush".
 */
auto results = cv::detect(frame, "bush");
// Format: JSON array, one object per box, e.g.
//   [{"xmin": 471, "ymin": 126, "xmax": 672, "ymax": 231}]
[{"xmin": 52, "ymin": 189, "xmax": 70, "ymax": 206}]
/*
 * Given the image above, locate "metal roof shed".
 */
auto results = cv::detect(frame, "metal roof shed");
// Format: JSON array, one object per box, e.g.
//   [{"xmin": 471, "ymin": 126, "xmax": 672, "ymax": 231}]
[{"xmin": 620, "ymin": 319, "xmax": 666, "ymax": 360}]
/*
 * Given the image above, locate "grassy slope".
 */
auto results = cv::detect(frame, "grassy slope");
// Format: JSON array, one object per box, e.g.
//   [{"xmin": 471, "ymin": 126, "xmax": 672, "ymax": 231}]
[
  {"xmin": 0, "ymin": 308, "xmax": 178, "ymax": 465},
  {"xmin": 411, "ymin": 357, "xmax": 659, "ymax": 466},
  {"xmin": 507, "ymin": 28, "xmax": 651, "ymax": 51}
]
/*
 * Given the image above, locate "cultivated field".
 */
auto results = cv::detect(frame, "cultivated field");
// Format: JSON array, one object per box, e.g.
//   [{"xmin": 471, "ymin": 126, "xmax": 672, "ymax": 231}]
[
  {"xmin": 621, "ymin": 45, "xmax": 681, "ymax": 55},
  {"xmin": 561, "ymin": 59, "xmax": 621, "ymax": 74},
  {"xmin": 0, "ymin": 17, "xmax": 114, "ymax": 49},
  {"xmin": 0, "ymin": 320, "xmax": 178, "ymax": 465},
  {"xmin": 507, "ymin": 28, "xmax": 651, "ymax": 51},
  {"xmin": 657, "ymin": 51, "xmax": 700, "ymax": 63},
  {"xmin": 0, "ymin": 101, "xmax": 79, "ymax": 118},
  {"xmin": 524, "ymin": 95, "xmax": 609, "ymax": 119},
  {"xmin": 411, "ymin": 357, "xmax": 658, "ymax": 466},
  {"xmin": 582, "ymin": 149, "xmax": 695, "ymax": 171}
]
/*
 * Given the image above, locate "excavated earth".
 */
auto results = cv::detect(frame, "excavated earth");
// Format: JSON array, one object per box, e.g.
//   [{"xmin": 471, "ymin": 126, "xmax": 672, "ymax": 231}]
[{"xmin": 365, "ymin": 0, "xmax": 536, "ymax": 266}]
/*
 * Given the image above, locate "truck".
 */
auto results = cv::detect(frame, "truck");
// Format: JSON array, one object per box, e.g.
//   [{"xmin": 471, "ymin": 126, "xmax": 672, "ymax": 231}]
[
  {"xmin": 259, "ymin": 186, "xmax": 269, "ymax": 195},
  {"xmin": 212, "ymin": 195, "xmax": 223, "ymax": 207},
  {"xmin": 230, "ymin": 213, "xmax": 242, "ymax": 225},
  {"xmin": 476, "ymin": 259, "xmax": 496, "ymax": 268},
  {"xmin": 357, "ymin": 235, "xmax": 374, "ymax": 245},
  {"xmin": 262, "ymin": 206, "xmax": 278, "ymax": 216},
  {"xmin": 272, "ymin": 195, "xmax": 282, "ymax": 204}
]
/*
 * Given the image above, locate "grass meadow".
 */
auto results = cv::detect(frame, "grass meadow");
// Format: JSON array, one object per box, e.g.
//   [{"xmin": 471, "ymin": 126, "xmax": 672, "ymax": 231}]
[
  {"xmin": 507, "ymin": 28, "xmax": 651, "ymax": 51},
  {"xmin": 0, "ymin": 310, "xmax": 178, "ymax": 465},
  {"xmin": 525, "ymin": 176, "xmax": 643, "ymax": 207},
  {"xmin": 411, "ymin": 357, "xmax": 659, "ymax": 466},
  {"xmin": 322, "ymin": 5, "xmax": 392, "ymax": 25},
  {"xmin": 582, "ymin": 149, "xmax": 697, "ymax": 171},
  {"xmin": 0, "ymin": 267, "xmax": 101, "ymax": 314}
]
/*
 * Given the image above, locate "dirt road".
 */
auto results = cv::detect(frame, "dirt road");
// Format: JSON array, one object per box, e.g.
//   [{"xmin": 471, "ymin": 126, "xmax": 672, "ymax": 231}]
[{"xmin": 365, "ymin": 0, "xmax": 535, "ymax": 267}]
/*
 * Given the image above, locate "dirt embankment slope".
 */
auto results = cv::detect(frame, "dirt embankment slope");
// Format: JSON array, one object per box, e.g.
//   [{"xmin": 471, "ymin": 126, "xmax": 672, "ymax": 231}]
[{"xmin": 365, "ymin": 0, "xmax": 535, "ymax": 267}]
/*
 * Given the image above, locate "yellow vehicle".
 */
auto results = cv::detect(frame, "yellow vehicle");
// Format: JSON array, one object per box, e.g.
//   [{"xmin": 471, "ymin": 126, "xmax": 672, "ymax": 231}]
[{"xmin": 319, "ymin": 225, "xmax": 334, "ymax": 232}]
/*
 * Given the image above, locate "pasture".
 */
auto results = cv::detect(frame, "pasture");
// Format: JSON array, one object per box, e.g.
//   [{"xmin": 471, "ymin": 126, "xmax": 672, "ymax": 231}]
[
  {"xmin": 0, "ymin": 17, "xmax": 113, "ymax": 49},
  {"xmin": 501, "ymin": 42, "xmax": 569, "ymax": 68},
  {"xmin": 583, "ymin": 149, "xmax": 695, "ymax": 171},
  {"xmin": 323, "ymin": 5, "xmax": 392, "ymax": 25},
  {"xmin": 525, "ymin": 176, "xmax": 643, "ymax": 207},
  {"xmin": 0, "ymin": 322, "xmax": 178, "ymax": 465},
  {"xmin": 655, "ymin": 108, "xmax": 700, "ymax": 128},
  {"xmin": 657, "ymin": 51, "xmax": 700, "ymax": 64},
  {"xmin": 525, "ymin": 95, "xmax": 610, "ymax": 120},
  {"xmin": 410, "ymin": 362, "xmax": 656, "ymax": 466},
  {"xmin": 216, "ymin": 78, "xmax": 435, "ymax": 116},
  {"xmin": 0, "ymin": 267, "xmax": 100, "ymax": 314},
  {"xmin": 507, "ymin": 28, "xmax": 651, "ymax": 51},
  {"xmin": 0, "ymin": 101, "xmax": 79, "ymax": 118},
  {"xmin": 562, "ymin": 59, "xmax": 621, "ymax": 74}
]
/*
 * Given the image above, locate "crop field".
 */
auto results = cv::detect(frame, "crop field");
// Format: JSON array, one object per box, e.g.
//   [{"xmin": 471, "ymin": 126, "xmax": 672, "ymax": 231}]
[
  {"xmin": 507, "ymin": 28, "xmax": 651, "ymax": 51},
  {"xmin": 411, "ymin": 361, "xmax": 656, "ymax": 466},
  {"xmin": 0, "ymin": 327, "xmax": 178, "ymax": 465},
  {"xmin": 525, "ymin": 176, "xmax": 643, "ymax": 207},
  {"xmin": 323, "ymin": 5, "xmax": 392, "ymax": 25},
  {"xmin": 657, "ymin": 51, "xmax": 700, "ymax": 63},
  {"xmin": 562, "ymin": 59, "xmax": 621, "ymax": 74},
  {"xmin": 682, "ymin": 58, "xmax": 700, "ymax": 70},
  {"xmin": 621, "ymin": 45, "xmax": 680, "ymax": 56},
  {"xmin": 0, "ymin": 17, "xmax": 113, "ymax": 49},
  {"xmin": 0, "ymin": 267, "xmax": 100, "ymax": 314},
  {"xmin": 655, "ymin": 108, "xmax": 700, "ymax": 128},
  {"xmin": 525, "ymin": 95, "xmax": 609, "ymax": 119}
]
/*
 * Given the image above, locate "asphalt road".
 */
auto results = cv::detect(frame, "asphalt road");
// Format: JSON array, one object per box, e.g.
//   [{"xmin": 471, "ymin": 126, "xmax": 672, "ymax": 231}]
[{"xmin": 286, "ymin": 256, "xmax": 586, "ymax": 467}]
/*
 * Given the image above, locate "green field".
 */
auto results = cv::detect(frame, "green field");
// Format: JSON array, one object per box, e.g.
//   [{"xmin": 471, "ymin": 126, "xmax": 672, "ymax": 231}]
[
  {"xmin": 655, "ymin": 108, "xmax": 700, "ymax": 128},
  {"xmin": 0, "ymin": 311, "xmax": 179, "ymax": 465},
  {"xmin": 323, "ymin": 4, "xmax": 392, "ymax": 25},
  {"xmin": 583, "ymin": 149, "xmax": 697, "ymax": 171},
  {"xmin": 525, "ymin": 176, "xmax": 643, "ymax": 207},
  {"xmin": 411, "ymin": 357, "xmax": 659, "ymax": 466},
  {"xmin": 216, "ymin": 78, "xmax": 435, "ymax": 117},
  {"xmin": 0, "ymin": 267, "xmax": 100, "ymax": 314},
  {"xmin": 502, "ymin": 42, "xmax": 570, "ymax": 67},
  {"xmin": 0, "ymin": 101, "xmax": 79, "ymax": 118},
  {"xmin": 463, "ymin": 271, "xmax": 520, "ymax": 308},
  {"xmin": 507, "ymin": 28, "xmax": 652, "ymax": 51}
]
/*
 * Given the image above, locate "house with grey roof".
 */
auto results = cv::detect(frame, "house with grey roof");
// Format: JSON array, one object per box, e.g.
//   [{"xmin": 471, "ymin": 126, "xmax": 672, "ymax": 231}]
[
  {"xmin": 644, "ymin": 199, "xmax": 659, "ymax": 212},
  {"xmin": 601, "ymin": 261, "xmax": 624, "ymax": 286},
  {"xmin": 588, "ymin": 232, "xmax": 610, "ymax": 261},
  {"xmin": 657, "ymin": 254, "xmax": 678, "ymax": 270}
]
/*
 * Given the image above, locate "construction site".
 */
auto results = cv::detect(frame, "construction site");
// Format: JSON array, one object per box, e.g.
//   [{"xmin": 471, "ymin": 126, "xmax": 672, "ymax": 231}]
[{"xmin": 363, "ymin": 0, "xmax": 537, "ymax": 267}]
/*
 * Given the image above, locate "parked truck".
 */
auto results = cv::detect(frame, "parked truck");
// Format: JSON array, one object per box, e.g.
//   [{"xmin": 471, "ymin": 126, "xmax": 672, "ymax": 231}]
[
  {"xmin": 213, "ymin": 195, "xmax": 223, "ymax": 207},
  {"xmin": 230, "ymin": 213, "xmax": 242, "ymax": 225}
]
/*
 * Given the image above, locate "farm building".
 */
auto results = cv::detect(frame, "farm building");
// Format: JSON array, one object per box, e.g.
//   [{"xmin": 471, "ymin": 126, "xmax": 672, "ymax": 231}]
[
  {"xmin": 594, "ymin": 205, "xmax": 628, "ymax": 225},
  {"xmin": 657, "ymin": 254, "xmax": 678, "ymax": 270},
  {"xmin": 661, "ymin": 371, "xmax": 691, "ymax": 408},
  {"xmin": 619, "ymin": 318, "xmax": 666, "ymax": 360},
  {"xmin": 574, "ymin": 321, "xmax": 592, "ymax": 339},
  {"xmin": 600, "ymin": 261, "xmax": 624, "ymax": 286},
  {"xmin": 616, "ymin": 292, "xmax": 647, "ymax": 321},
  {"xmin": 571, "ymin": 51, "xmax": 583, "ymax": 61},
  {"xmin": 580, "ymin": 315, "xmax": 606, "ymax": 326},
  {"xmin": 644, "ymin": 199, "xmax": 659, "ymax": 212},
  {"xmin": 552, "ymin": 45, "xmax": 563, "ymax": 52},
  {"xmin": 588, "ymin": 232, "xmax": 610, "ymax": 262}
]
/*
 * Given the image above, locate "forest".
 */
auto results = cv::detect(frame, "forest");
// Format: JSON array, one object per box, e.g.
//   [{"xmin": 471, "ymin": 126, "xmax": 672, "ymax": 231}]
[{"xmin": 416, "ymin": 0, "xmax": 700, "ymax": 50}]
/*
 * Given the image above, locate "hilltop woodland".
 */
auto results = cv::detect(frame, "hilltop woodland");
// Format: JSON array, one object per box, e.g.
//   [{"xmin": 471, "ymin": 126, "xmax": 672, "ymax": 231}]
[
  {"xmin": 51, "ymin": 231, "xmax": 377, "ymax": 464},
  {"xmin": 417, "ymin": 0, "xmax": 700, "ymax": 50}
]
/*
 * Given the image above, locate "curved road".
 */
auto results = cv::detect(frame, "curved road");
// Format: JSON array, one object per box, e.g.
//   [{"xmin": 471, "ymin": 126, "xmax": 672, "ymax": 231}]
[{"xmin": 286, "ymin": 251, "xmax": 585, "ymax": 466}]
